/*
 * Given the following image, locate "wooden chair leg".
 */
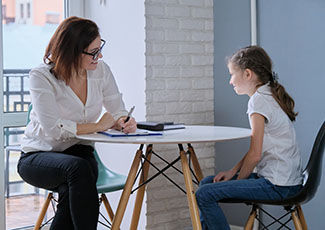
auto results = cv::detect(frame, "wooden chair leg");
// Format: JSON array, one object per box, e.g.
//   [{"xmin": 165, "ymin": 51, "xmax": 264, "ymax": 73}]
[
  {"xmin": 101, "ymin": 193, "xmax": 115, "ymax": 222},
  {"xmin": 291, "ymin": 208, "xmax": 303, "ymax": 230},
  {"xmin": 34, "ymin": 192, "xmax": 53, "ymax": 230},
  {"xmin": 296, "ymin": 205, "xmax": 307, "ymax": 230},
  {"xmin": 244, "ymin": 205, "xmax": 257, "ymax": 230}
]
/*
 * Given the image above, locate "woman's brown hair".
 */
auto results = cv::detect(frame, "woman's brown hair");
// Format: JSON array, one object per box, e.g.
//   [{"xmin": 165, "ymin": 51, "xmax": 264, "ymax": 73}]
[
  {"xmin": 44, "ymin": 16, "xmax": 100, "ymax": 83},
  {"xmin": 227, "ymin": 45, "xmax": 298, "ymax": 121}
]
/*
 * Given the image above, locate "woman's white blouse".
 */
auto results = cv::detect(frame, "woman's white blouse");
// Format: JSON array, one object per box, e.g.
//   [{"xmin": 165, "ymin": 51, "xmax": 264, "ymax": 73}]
[{"xmin": 21, "ymin": 61, "xmax": 128, "ymax": 153}]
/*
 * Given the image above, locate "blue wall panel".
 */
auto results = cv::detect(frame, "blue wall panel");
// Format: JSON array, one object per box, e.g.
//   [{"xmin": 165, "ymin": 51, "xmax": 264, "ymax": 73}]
[{"xmin": 213, "ymin": 0, "xmax": 325, "ymax": 228}]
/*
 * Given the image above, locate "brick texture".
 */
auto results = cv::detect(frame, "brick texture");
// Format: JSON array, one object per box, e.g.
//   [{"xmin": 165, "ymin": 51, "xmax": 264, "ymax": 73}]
[{"xmin": 145, "ymin": 0, "xmax": 214, "ymax": 229}]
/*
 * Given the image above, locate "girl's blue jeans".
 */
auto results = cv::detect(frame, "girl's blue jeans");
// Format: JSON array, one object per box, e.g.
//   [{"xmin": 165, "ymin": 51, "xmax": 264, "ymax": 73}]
[{"xmin": 195, "ymin": 173, "xmax": 302, "ymax": 230}]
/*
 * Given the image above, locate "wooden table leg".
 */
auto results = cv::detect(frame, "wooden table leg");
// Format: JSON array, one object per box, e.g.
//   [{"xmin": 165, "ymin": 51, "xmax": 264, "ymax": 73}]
[
  {"xmin": 179, "ymin": 144, "xmax": 202, "ymax": 230},
  {"xmin": 111, "ymin": 145, "xmax": 143, "ymax": 230},
  {"xmin": 130, "ymin": 144, "xmax": 153, "ymax": 230},
  {"xmin": 187, "ymin": 144, "xmax": 204, "ymax": 182}
]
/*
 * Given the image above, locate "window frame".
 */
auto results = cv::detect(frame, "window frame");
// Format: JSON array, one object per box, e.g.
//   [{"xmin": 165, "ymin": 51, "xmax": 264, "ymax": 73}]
[{"xmin": 0, "ymin": 0, "xmax": 85, "ymax": 228}]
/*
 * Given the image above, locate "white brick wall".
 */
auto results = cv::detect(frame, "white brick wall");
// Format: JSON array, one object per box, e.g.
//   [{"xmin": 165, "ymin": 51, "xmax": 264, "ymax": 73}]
[{"xmin": 145, "ymin": 0, "xmax": 214, "ymax": 229}]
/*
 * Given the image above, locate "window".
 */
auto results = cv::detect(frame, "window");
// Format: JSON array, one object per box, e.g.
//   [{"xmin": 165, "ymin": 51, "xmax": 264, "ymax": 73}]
[
  {"xmin": 3, "ymin": 0, "xmax": 64, "ymax": 112},
  {"xmin": 1, "ymin": 1, "xmax": 66, "ymax": 228}
]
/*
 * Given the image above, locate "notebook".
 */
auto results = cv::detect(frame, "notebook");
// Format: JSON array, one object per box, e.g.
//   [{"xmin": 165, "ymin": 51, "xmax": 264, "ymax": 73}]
[
  {"xmin": 99, "ymin": 129, "xmax": 163, "ymax": 137},
  {"xmin": 137, "ymin": 122, "xmax": 185, "ymax": 131}
]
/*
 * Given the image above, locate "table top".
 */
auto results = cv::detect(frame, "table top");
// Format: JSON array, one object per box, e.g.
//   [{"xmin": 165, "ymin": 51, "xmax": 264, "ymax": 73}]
[{"xmin": 76, "ymin": 125, "xmax": 251, "ymax": 144}]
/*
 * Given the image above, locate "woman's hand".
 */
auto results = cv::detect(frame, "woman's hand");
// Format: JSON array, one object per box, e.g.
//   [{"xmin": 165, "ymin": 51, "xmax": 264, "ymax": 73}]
[
  {"xmin": 213, "ymin": 170, "xmax": 235, "ymax": 183},
  {"xmin": 113, "ymin": 116, "xmax": 137, "ymax": 133},
  {"xmin": 96, "ymin": 112, "xmax": 116, "ymax": 132}
]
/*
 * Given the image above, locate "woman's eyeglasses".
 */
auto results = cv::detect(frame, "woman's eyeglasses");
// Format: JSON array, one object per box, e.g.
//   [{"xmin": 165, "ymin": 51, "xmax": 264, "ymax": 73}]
[{"xmin": 82, "ymin": 39, "xmax": 106, "ymax": 60}]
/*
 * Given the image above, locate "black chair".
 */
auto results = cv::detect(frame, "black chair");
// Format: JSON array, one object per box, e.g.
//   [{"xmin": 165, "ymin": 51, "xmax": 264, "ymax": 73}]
[{"xmin": 221, "ymin": 121, "xmax": 325, "ymax": 230}]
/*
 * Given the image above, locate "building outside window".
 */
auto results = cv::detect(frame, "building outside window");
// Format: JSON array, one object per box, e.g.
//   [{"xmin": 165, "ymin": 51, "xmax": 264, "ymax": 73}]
[
  {"xmin": 20, "ymin": 3, "xmax": 23, "ymax": 19},
  {"xmin": 27, "ymin": 3, "xmax": 30, "ymax": 18}
]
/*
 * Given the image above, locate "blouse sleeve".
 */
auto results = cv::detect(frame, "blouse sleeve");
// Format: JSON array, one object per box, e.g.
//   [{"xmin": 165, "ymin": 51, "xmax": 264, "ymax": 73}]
[
  {"xmin": 29, "ymin": 68, "xmax": 77, "ymax": 140},
  {"xmin": 101, "ymin": 62, "xmax": 128, "ymax": 120}
]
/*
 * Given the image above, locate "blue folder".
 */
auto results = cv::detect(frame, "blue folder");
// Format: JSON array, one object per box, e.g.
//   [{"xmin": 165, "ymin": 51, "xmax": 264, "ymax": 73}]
[{"xmin": 98, "ymin": 129, "xmax": 163, "ymax": 137}]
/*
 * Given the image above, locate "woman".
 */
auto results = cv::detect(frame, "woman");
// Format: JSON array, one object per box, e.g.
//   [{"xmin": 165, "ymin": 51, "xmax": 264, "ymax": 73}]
[
  {"xmin": 195, "ymin": 46, "xmax": 302, "ymax": 230},
  {"xmin": 17, "ymin": 16, "xmax": 136, "ymax": 230}
]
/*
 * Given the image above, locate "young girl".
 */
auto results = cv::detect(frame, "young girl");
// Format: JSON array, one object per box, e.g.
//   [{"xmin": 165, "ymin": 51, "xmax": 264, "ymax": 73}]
[{"xmin": 195, "ymin": 46, "xmax": 303, "ymax": 230}]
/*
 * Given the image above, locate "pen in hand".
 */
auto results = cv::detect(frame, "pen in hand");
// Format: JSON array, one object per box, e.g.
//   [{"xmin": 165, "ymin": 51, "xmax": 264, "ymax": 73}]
[
  {"xmin": 124, "ymin": 106, "xmax": 135, "ymax": 123},
  {"xmin": 122, "ymin": 106, "xmax": 135, "ymax": 132}
]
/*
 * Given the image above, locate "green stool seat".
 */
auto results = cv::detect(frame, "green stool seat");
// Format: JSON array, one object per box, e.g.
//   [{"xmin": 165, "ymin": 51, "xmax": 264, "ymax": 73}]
[{"xmin": 94, "ymin": 150, "xmax": 127, "ymax": 193}]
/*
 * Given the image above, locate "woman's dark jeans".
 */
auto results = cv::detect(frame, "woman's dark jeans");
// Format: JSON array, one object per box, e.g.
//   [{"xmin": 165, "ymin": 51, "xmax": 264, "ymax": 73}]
[{"xmin": 17, "ymin": 144, "xmax": 99, "ymax": 230}]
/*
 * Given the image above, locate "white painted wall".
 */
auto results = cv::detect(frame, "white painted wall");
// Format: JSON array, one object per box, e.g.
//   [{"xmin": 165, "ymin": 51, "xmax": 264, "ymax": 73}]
[{"xmin": 84, "ymin": 1, "xmax": 146, "ymax": 229}]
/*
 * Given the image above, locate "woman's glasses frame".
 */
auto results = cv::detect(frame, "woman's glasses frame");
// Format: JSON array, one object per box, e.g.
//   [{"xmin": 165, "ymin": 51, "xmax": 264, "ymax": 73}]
[{"xmin": 82, "ymin": 39, "xmax": 106, "ymax": 60}]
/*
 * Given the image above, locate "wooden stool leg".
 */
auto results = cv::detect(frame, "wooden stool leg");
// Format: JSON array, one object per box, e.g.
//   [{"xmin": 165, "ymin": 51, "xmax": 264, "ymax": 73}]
[
  {"xmin": 187, "ymin": 144, "xmax": 204, "ymax": 182},
  {"xmin": 297, "ymin": 205, "xmax": 307, "ymax": 230},
  {"xmin": 130, "ymin": 145, "xmax": 153, "ymax": 230},
  {"xmin": 291, "ymin": 208, "xmax": 303, "ymax": 230},
  {"xmin": 179, "ymin": 144, "xmax": 202, "ymax": 230},
  {"xmin": 101, "ymin": 193, "xmax": 115, "ymax": 222},
  {"xmin": 34, "ymin": 192, "xmax": 53, "ymax": 230},
  {"xmin": 111, "ymin": 147, "xmax": 143, "ymax": 230},
  {"xmin": 244, "ymin": 205, "xmax": 257, "ymax": 230}
]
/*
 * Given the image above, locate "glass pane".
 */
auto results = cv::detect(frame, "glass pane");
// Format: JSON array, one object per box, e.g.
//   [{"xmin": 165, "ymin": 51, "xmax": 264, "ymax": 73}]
[
  {"xmin": 4, "ymin": 127, "xmax": 55, "ymax": 229},
  {"xmin": 2, "ymin": 0, "xmax": 64, "ymax": 113},
  {"xmin": 2, "ymin": 1, "xmax": 64, "ymax": 229}
]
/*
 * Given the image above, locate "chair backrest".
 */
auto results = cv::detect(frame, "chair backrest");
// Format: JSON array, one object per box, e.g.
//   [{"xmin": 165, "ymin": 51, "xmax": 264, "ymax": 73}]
[
  {"xmin": 296, "ymin": 121, "xmax": 325, "ymax": 204},
  {"xmin": 93, "ymin": 149, "xmax": 109, "ymax": 174},
  {"xmin": 93, "ymin": 149, "xmax": 126, "ymax": 193},
  {"xmin": 27, "ymin": 104, "xmax": 32, "ymax": 124}
]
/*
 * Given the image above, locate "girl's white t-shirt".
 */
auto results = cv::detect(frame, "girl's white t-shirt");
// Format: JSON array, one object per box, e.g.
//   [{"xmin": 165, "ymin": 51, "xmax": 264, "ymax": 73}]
[{"xmin": 247, "ymin": 84, "xmax": 303, "ymax": 186}]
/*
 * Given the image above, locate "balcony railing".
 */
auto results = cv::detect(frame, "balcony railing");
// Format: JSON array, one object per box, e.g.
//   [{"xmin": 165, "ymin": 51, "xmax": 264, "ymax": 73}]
[
  {"xmin": 3, "ymin": 69, "xmax": 32, "ymax": 199},
  {"xmin": 3, "ymin": 69, "xmax": 31, "ymax": 113},
  {"xmin": 3, "ymin": 69, "xmax": 31, "ymax": 147}
]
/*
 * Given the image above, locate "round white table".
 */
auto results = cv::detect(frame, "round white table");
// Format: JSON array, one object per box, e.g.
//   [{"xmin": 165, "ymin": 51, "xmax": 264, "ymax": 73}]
[
  {"xmin": 77, "ymin": 125, "xmax": 251, "ymax": 230},
  {"xmin": 77, "ymin": 125, "xmax": 251, "ymax": 144}
]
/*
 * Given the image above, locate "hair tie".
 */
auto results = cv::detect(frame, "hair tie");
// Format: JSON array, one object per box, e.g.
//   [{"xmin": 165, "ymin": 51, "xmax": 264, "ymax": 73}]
[{"xmin": 272, "ymin": 71, "xmax": 279, "ymax": 83}]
